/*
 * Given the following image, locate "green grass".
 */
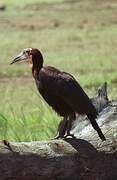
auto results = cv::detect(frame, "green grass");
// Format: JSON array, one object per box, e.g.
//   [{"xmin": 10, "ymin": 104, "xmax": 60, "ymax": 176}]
[{"xmin": 0, "ymin": 0, "xmax": 117, "ymax": 141}]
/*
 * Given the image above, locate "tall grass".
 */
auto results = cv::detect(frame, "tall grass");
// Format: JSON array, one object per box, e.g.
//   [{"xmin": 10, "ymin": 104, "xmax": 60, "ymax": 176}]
[{"xmin": 0, "ymin": 100, "xmax": 59, "ymax": 141}]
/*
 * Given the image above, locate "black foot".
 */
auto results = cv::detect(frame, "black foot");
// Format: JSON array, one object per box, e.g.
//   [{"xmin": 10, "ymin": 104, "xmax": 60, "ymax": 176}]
[
  {"xmin": 52, "ymin": 135, "xmax": 64, "ymax": 140},
  {"xmin": 64, "ymin": 133, "xmax": 76, "ymax": 139}
]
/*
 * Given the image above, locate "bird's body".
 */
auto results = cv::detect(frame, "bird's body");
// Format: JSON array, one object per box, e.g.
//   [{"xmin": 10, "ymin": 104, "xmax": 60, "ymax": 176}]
[
  {"xmin": 11, "ymin": 48, "xmax": 106, "ymax": 141},
  {"xmin": 35, "ymin": 66, "xmax": 96, "ymax": 117},
  {"xmin": 33, "ymin": 65, "xmax": 105, "ymax": 140}
]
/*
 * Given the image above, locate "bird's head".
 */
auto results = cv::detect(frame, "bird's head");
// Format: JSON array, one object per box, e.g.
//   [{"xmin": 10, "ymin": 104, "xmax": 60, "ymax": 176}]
[{"xmin": 11, "ymin": 48, "xmax": 43, "ymax": 71}]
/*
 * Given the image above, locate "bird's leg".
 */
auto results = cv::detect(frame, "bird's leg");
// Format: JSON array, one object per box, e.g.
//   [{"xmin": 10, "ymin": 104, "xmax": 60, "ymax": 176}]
[
  {"xmin": 65, "ymin": 113, "xmax": 76, "ymax": 138},
  {"xmin": 53, "ymin": 116, "xmax": 68, "ymax": 139}
]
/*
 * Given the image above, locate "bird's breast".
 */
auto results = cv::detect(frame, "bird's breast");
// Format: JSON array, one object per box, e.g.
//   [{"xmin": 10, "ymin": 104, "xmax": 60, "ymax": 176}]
[{"xmin": 35, "ymin": 79, "xmax": 73, "ymax": 116}]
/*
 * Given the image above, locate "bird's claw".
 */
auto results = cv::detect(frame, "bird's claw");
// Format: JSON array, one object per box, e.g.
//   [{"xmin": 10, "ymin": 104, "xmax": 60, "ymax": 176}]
[
  {"xmin": 52, "ymin": 135, "xmax": 64, "ymax": 140},
  {"xmin": 64, "ymin": 133, "xmax": 76, "ymax": 139},
  {"xmin": 52, "ymin": 133, "xmax": 76, "ymax": 140}
]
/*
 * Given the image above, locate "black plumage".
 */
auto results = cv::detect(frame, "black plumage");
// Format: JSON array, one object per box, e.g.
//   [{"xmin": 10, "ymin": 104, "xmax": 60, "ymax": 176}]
[{"xmin": 11, "ymin": 48, "xmax": 106, "ymax": 141}]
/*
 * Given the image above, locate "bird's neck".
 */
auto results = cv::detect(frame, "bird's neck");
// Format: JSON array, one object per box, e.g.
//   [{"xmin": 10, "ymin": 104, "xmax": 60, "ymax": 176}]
[
  {"xmin": 32, "ymin": 66, "xmax": 42, "ymax": 79},
  {"xmin": 32, "ymin": 55, "xmax": 43, "ymax": 78}
]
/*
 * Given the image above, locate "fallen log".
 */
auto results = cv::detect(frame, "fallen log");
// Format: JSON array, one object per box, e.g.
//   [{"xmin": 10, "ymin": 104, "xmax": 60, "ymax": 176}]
[{"xmin": 0, "ymin": 83, "xmax": 117, "ymax": 180}]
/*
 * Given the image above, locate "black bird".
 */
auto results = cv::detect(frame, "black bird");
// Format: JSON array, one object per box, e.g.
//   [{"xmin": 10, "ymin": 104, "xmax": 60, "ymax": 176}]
[{"xmin": 11, "ymin": 48, "xmax": 106, "ymax": 141}]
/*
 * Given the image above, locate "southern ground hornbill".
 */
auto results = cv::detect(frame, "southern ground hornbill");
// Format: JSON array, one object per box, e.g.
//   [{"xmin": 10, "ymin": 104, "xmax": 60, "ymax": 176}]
[{"xmin": 11, "ymin": 48, "xmax": 106, "ymax": 141}]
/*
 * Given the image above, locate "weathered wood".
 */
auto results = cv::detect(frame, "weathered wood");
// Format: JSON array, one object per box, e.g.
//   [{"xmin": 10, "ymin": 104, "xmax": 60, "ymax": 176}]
[{"xmin": 0, "ymin": 83, "xmax": 117, "ymax": 180}]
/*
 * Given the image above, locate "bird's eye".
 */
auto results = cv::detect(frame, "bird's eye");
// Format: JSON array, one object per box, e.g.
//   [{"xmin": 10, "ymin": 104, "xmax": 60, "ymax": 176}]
[{"xmin": 24, "ymin": 48, "xmax": 32, "ymax": 56}]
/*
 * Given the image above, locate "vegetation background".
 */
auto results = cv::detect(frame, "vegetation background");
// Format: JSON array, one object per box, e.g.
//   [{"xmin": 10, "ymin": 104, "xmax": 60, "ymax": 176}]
[{"xmin": 0, "ymin": 0, "xmax": 117, "ymax": 141}]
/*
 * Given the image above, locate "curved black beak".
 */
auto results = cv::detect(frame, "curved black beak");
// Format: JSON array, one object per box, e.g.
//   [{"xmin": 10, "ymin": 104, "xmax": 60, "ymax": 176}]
[{"xmin": 11, "ymin": 51, "xmax": 28, "ymax": 65}]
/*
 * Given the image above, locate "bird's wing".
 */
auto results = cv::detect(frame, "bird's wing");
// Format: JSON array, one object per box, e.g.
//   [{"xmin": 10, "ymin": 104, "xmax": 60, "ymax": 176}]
[
  {"xmin": 39, "ymin": 68, "xmax": 97, "ymax": 115},
  {"xmin": 57, "ymin": 72, "xmax": 96, "ymax": 114}
]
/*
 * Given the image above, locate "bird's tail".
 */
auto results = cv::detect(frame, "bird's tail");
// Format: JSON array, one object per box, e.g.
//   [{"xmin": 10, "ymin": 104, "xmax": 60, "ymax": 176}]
[{"xmin": 87, "ymin": 114, "xmax": 106, "ymax": 141}]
